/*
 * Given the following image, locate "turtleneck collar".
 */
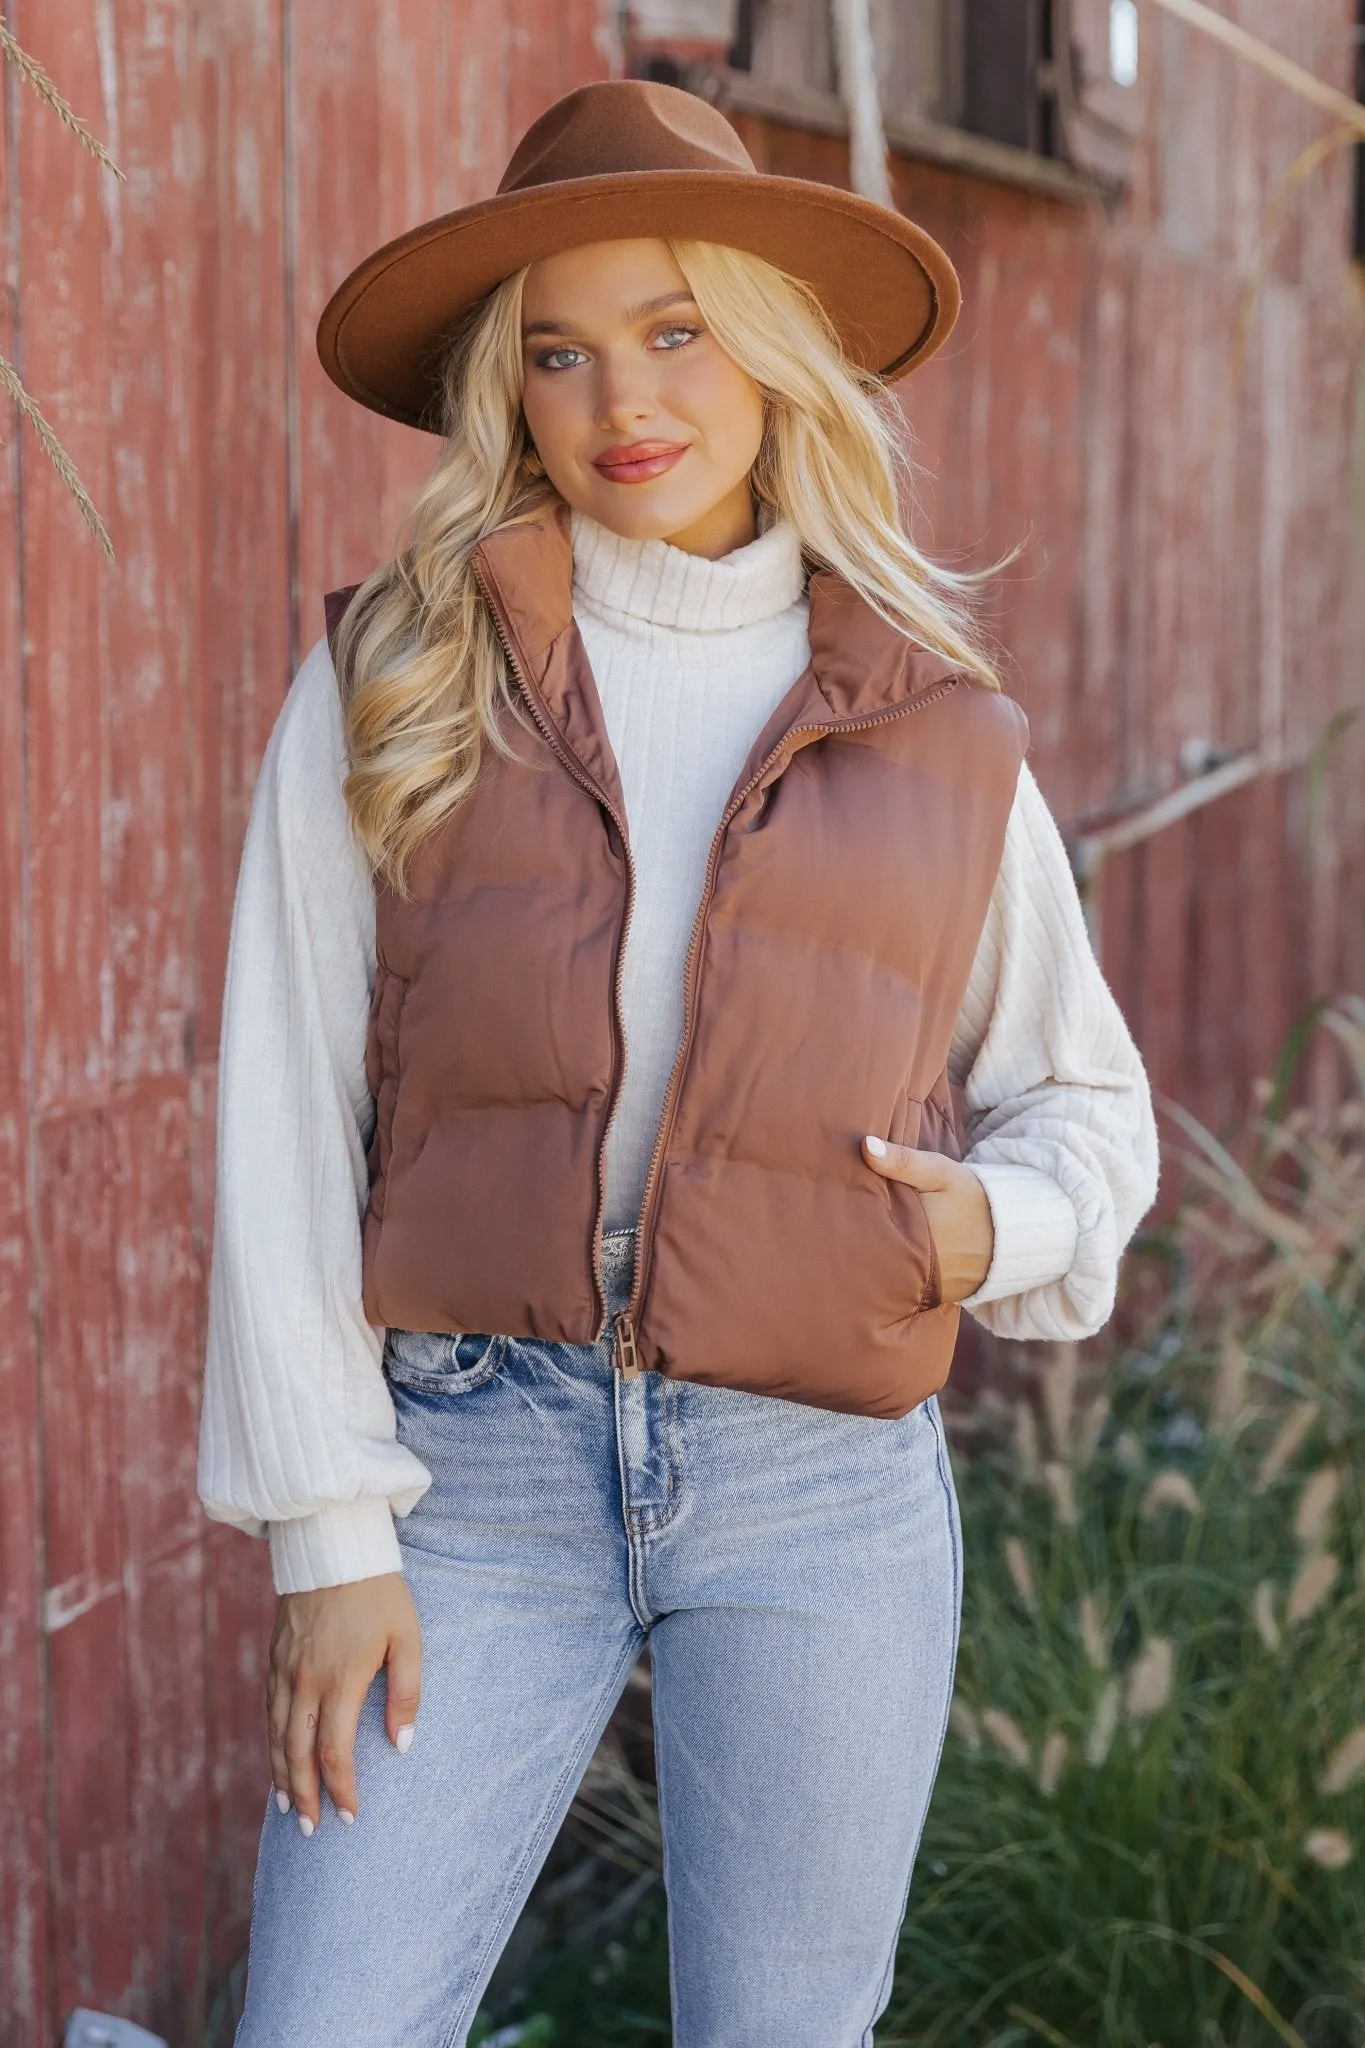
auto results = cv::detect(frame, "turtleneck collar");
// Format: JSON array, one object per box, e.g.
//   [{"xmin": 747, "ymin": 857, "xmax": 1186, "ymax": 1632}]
[{"xmin": 569, "ymin": 499, "xmax": 807, "ymax": 633}]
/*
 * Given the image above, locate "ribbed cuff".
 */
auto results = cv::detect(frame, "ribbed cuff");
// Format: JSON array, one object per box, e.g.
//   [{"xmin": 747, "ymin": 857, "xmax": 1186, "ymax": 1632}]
[
  {"xmin": 957, "ymin": 1161, "xmax": 1079, "ymax": 1311},
  {"xmin": 268, "ymin": 1497, "xmax": 403, "ymax": 1594}
]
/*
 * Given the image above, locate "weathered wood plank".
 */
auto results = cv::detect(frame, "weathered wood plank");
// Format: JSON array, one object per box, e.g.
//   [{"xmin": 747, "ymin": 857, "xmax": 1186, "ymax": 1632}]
[
  {"xmin": 1069, "ymin": 232, "xmax": 1129, "ymax": 818},
  {"xmin": 19, "ymin": 3, "xmax": 111, "ymax": 1116},
  {"xmin": 185, "ymin": 0, "xmax": 293, "ymax": 1063},
  {"xmin": 103, "ymin": 0, "xmax": 196, "ymax": 1095},
  {"xmin": 1190, "ymin": 784, "xmax": 1250, "ymax": 1139},
  {"xmin": 0, "ymin": 11, "xmax": 49, "ymax": 2038},
  {"xmin": 1137, "ymin": 822, "xmax": 1193, "ymax": 1217},
  {"xmin": 35, "ymin": 1105, "xmax": 132, "ymax": 2022},
  {"xmin": 111, "ymin": 1085, "xmax": 206, "ymax": 2038},
  {"xmin": 291, "ymin": 0, "xmax": 390, "ymax": 648}
]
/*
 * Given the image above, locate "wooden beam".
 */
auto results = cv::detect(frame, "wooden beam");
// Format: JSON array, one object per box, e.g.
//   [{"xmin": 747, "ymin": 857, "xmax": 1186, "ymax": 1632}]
[{"xmin": 1148, "ymin": 0, "xmax": 1365, "ymax": 137}]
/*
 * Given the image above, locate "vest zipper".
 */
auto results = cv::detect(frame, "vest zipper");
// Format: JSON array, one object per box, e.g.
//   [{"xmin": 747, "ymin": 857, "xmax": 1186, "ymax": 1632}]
[
  {"xmin": 613, "ymin": 673, "xmax": 964, "ymax": 1377},
  {"xmin": 474, "ymin": 541, "xmax": 965, "ymax": 1379},
  {"xmin": 470, "ymin": 553, "xmax": 636, "ymax": 1344}
]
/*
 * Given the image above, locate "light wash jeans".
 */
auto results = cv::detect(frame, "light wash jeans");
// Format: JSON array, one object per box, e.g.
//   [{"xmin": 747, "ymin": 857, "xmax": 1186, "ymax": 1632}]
[{"xmin": 234, "ymin": 1229, "xmax": 963, "ymax": 2048}]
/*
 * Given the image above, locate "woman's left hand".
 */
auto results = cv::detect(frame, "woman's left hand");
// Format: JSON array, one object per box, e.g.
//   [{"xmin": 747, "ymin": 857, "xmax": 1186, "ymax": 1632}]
[{"xmin": 860, "ymin": 1136, "xmax": 995, "ymax": 1304}]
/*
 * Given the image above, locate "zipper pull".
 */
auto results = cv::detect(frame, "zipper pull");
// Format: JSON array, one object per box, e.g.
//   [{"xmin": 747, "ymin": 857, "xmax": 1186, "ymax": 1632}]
[{"xmin": 614, "ymin": 1311, "xmax": 642, "ymax": 1380}]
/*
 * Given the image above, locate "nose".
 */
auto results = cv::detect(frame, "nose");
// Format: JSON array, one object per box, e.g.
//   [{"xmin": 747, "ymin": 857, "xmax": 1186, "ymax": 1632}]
[{"xmin": 592, "ymin": 349, "xmax": 657, "ymax": 433}]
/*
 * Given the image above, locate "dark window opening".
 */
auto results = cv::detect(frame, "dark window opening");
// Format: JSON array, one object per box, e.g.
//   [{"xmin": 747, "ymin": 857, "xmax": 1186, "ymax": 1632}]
[
  {"xmin": 961, "ymin": 0, "xmax": 1054, "ymax": 157},
  {"xmin": 638, "ymin": 52, "xmax": 686, "ymax": 87},
  {"xmin": 728, "ymin": 0, "xmax": 755, "ymax": 75},
  {"xmin": 1039, "ymin": 0, "xmax": 1057, "ymax": 160}
]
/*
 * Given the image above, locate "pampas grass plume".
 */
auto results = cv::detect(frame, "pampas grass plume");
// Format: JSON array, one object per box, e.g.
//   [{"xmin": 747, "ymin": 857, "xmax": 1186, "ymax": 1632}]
[
  {"xmin": 1304, "ymin": 1828, "xmax": 1353, "ymax": 1869},
  {"xmin": 949, "ymin": 1699, "xmax": 981, "ymax": 1751},
  {"xmin": 1287, "ymin": 1551, "xmax": 1340, "ymax": 1625},
  {"xmin": 1254, "ymin": 1401, "xmax": 1319, "ymax": 1492},
  {"xmin": 1078, "ymin": 1592, "xmax": 1109, "ymax": 1671},
  {"xmin": 1037, "ymin": 1730, "xmax": 1069, "ymax": 1796},
  {"xmin": 1140, "ymin": 1470, "xmax": 1202, "ymax": 1517},
  {"xmin": 1003, "ymin": 1537, "xmax": 1037, "ymax": 1611},
  {"xmin": 1125, "ymin": 1637, "xmax": 1175, "ymax": 1721},
  {"xmin": 982, "ymin": 1708, "xmax": 1031, "ymax": 1769},
  {"xmin": 1210, "ymin": 1333, "xmax": 1251, "ymax": 1433},
  {"xmin": 1294, "ymin": 1465, "xmax": 1342, "ymax": 1550},
  {"xmin": 1252, "ymin": 1580, "xmax": 1281, "ymax": 1650},
  {"xmin": 1320, "ymin": 1726, "xmax": 1365, "ymax": 1795},
  {"xmin": 1044, "ymin": 1462, "xmax": 1078, "ymax": 1528},
  {"xmin": 1013, "ymin": 1400, "xmax": 1041, "ymax": 1483},
  {"xmin": 1085, "ymin": 1679, "xmax": 1120, "ymax": 1766},
  {"xmin": 1042, "ymin": 1343, "xmax": 1078, "ymax": 1457},
  {"xmin": 1076, "ymin": 1394, "xmax": 1110, "ymax": 1467}
]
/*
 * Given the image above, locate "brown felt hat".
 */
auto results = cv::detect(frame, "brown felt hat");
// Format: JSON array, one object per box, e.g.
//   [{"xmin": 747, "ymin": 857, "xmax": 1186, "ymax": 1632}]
[{"xmin": 316, "ymin": 77, "xmax": 961, "ymax": 434}]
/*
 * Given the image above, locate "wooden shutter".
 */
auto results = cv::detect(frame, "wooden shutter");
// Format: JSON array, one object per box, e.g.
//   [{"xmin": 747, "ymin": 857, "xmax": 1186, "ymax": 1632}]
[
  {"xmin": 628, "ymin": 0, "xmax": 740, "ymax": 43},
  {"xmin": 745, "ymin": 0, "xmax": 836, "ymax": 97},
  {"xmin": 867, "ymin": 0, "xmax": 961, "ymax": 126},
  {"xmin": 1045, "ymin": 0, "xmax": 1141, "ymax": 186}
]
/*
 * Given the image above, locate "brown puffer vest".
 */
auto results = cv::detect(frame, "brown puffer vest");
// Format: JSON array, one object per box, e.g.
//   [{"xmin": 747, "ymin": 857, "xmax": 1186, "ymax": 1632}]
[{"xmin": 324, "ymin": 490, "xmax": 1029, "ymax": 1419}]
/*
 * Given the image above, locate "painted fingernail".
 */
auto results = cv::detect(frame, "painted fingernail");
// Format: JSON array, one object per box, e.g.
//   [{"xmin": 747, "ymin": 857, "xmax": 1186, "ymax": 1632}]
[
  {"xmin": 865, "ymin": 1135, "xmax": 887, "ymax": 1156},
  {"xmin": 337, "ymin": 1808, "xmax": 356, "ymax": 1824},
  {"xmin": 274, "ymin": 1789, "xmax": 290, "ymax": 1814},
  {"xmin": 298, "ymin": 1813, "xmax": 314, "ymax": 1837},
  {"xmin": 396, "ymin": 1724, "xmax": 415, "ymax": 1753}
]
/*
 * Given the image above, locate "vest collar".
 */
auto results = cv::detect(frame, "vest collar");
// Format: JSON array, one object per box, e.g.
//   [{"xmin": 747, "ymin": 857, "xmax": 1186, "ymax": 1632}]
[{"xmin": 471, "ymin": 487, "xmax": 963, "ymax": 805}]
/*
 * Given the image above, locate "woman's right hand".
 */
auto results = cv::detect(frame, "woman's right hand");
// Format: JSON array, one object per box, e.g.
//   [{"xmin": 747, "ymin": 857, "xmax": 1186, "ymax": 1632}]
[{"xmin": 267, "ymin": 1571, "xmax": 423, "ymax": 1833}]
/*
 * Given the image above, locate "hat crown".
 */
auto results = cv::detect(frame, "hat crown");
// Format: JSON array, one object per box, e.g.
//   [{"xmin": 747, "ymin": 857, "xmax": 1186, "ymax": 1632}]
[{"xmin": 496, "ymin": 78, "xmax": 757, "ymax": 195}]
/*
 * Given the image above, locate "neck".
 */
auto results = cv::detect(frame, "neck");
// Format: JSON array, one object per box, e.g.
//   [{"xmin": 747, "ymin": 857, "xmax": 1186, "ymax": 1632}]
[{"xmin": 654, "ymin": 477, "xmax": 759, "ymax": 558}]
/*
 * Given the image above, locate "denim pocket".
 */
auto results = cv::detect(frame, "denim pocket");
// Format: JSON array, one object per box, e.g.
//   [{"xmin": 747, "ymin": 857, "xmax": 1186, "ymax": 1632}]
[{"xmin": 382, "ymin": 1325, "xmax": 507, "ymax": 1395}]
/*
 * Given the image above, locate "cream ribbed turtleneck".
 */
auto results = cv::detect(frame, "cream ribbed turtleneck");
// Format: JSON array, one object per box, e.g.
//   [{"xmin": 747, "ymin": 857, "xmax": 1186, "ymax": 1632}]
[
  {"xmin": 568, "ymin": 503, "xmax": 812, "ymax": 1226},
  {"xmin": 197, "ymin": 507, "xmax": 1158, "ymax": 1593}
]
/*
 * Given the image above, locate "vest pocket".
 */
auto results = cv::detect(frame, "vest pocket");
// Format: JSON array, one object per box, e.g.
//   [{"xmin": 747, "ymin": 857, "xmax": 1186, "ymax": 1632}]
[
  {"xmin": 382, "ymin": 1327, "xmax": 507, "ymax": 1394},
  {"xmin": 905, "ymin": 1187, "xmax": 944, "ymax": 1311},
  {"xmin": 887, "ymin": 1089, "xmax": 943, "ymax": 1312}
]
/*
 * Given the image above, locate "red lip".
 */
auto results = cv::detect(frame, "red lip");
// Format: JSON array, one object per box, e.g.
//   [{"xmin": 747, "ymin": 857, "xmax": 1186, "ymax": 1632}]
[{"xmin": 592, "ymin": 441, "xmax": 690, "ymax": 483}]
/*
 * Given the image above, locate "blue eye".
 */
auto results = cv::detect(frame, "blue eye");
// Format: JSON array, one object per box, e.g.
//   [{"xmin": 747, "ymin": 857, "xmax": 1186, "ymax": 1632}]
[
  {"xmin": 656, "ymin": 324, "xmax": 701, "ymax": 350},
  {"xmin": 532, "ymin": 325, "xmax": 702, "ymax": 373}
]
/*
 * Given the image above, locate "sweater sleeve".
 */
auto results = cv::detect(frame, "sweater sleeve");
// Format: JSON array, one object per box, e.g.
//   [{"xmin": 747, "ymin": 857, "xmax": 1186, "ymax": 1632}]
[
  {"xmin": 196, "ymin": 634, "xmax": 434, "ymax": 1594},
  {"xmin": 948, "ymin": 759, "xmax": 1160, "ymax": 1340}
]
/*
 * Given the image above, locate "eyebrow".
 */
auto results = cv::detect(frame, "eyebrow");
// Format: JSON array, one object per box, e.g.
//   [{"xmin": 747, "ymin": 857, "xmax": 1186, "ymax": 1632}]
[{"xmin": 522, "ymin": 289, "xmax": 699, "ymax": 341}]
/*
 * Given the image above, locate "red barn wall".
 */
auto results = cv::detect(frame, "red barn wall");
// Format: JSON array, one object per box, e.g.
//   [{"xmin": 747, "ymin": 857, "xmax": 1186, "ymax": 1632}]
[{"xmin": 0, "ymin": 1, "xmax": 1361, "ymax": 2041}]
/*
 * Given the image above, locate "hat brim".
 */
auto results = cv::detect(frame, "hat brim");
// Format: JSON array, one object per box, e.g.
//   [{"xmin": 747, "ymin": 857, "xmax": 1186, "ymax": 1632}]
[{"xmin": 316, "ymin": 168, "xmax": 961, "ymax": 433}]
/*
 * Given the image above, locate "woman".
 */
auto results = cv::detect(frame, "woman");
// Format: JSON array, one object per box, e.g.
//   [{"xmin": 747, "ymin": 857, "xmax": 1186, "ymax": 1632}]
[{"xmin": 201, "ymin": 78, "xmax": 1158, "ymax": 2046}]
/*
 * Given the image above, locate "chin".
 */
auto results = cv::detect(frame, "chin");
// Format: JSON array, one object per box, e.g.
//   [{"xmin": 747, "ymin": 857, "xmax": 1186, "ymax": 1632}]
[{"xmin": 582, "ymin": 489, "xmax": 701, "ymax": 540}]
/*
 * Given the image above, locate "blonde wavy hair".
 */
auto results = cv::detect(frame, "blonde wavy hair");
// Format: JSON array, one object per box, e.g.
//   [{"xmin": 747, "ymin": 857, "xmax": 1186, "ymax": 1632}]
[{"xmin": 332, "ymin": 235, "xmax": 1023, "ymax": 898}]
